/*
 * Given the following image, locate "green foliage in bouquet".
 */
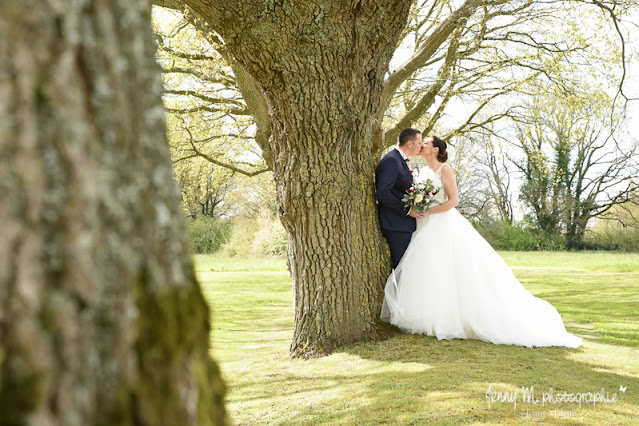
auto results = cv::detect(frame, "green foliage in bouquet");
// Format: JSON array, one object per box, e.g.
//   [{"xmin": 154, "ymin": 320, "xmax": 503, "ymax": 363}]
[{"xmin": 402, "ymin": 179, "xmax": 441, "ymax": 214}]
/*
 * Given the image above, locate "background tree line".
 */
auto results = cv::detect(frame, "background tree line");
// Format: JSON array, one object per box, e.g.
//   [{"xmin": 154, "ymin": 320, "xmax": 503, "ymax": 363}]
[{"xmin": 153, "ymin": 2, "xmax": 638, "ymax": 255}]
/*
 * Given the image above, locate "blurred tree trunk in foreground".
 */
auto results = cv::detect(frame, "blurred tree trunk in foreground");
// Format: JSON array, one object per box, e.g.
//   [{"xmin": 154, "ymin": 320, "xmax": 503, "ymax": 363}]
[{"xmin": 0, "ymin": 1, "xmax": 225, "ymax": 424}]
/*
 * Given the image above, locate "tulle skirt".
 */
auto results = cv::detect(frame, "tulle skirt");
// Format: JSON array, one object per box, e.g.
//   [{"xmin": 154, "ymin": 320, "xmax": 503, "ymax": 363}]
[{"xmin": 381, "ymin": 208, "xmax": 582, "ymax": 348}]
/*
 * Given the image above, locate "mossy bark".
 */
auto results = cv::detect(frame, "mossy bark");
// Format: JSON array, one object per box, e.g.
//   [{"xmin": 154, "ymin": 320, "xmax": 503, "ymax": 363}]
[
  {"xmin": 0, "ymin": 1, "xmax": 225, "ymax": 424},
  {"xmin": 184, "ymin": 0, "xmax": 413, "ymax": 358}
]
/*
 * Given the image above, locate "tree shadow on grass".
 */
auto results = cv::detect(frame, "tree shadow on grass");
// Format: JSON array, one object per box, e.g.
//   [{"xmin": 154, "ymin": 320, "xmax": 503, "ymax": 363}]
[
  {"xmin": 226, "ymin": 331, "xmax": 639, "ymax": 424},
  {"xmin": 326, "ymin": 332, "xmax": 639, "ymax": 424}
]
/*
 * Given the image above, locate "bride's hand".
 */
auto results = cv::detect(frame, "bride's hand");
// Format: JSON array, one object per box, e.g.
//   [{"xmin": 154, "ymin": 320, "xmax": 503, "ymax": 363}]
[{"xmin": 409, "ymin": 208, "xmax": 427, "ymax": 218}]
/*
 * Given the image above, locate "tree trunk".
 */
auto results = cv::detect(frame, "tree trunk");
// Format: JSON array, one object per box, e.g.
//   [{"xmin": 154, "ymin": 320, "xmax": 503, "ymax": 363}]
[
  {"xmin": 566, "ymin": 205, "xmax": 591, "ymax": 244},
  {"xmin": 0, "ymin": 1, "xmax": 225, "ymax": 424},
  {"xmin": 185, "ymin": 0, "xmax": 413, "ymax": 357}
]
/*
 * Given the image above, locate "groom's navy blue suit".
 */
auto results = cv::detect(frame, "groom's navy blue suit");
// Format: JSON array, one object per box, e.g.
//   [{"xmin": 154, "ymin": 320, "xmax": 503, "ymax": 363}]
[{"xmin": 375, "ymin": 148, "xmax": 416, "ymax": 268}]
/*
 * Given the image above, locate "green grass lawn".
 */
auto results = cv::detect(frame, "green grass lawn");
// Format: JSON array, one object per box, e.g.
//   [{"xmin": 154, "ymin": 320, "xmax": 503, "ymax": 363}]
[{"xmin": 196, "ymin": 252, "xmax": 639, "ymax": 425}]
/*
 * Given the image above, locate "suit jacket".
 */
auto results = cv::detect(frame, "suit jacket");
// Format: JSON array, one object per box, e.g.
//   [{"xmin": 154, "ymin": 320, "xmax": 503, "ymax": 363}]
[{"xmin": 375, "ymin": 149, "xmax": 416, "ymax": 232}]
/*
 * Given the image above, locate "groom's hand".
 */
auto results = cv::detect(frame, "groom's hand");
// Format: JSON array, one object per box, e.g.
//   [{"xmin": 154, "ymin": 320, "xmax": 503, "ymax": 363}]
[{"xmin": 409, "ymin": 208, "xmax": 427, "ymax": 218}]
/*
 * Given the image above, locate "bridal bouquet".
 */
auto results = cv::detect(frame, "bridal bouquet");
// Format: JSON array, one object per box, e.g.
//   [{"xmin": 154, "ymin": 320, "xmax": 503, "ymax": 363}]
[{"xmin": 402, "ymin": 174, "xmax": 441, "ymax": 214}]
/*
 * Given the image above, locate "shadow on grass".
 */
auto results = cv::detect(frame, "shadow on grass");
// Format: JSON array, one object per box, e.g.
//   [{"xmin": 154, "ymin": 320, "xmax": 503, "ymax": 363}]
[
  {"xmin": 224, "ymin": 330, "xmax": 639, "ymax": 424},
  {"xmin": 516, "ymin": 270, "xmax": 639, "ymax": 349},
  {"xmin": 324, "ymin": 333, "xmax": 639, "ymax": 424},
  {"xmin": 200, "ymin": 265, "xmax": 639, "ymax": 424}
]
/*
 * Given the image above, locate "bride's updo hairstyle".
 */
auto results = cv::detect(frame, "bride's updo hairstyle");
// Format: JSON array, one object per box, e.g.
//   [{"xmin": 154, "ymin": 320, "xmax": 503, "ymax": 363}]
[{"xmin": 431, "ymin": 135, "xmax": 448, "ymax": 163}]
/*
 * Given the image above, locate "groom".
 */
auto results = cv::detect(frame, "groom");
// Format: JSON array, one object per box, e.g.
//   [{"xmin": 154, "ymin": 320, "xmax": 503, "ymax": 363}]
[{"xmin": 375, "ymin": 128, "xmax": 425, "ymax": 268}]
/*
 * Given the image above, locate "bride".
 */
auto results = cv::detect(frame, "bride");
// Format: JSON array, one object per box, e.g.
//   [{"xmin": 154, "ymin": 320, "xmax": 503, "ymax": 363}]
[{"xmin": 380, "ymin": 135, "xmax": 582, "ymax": 348}]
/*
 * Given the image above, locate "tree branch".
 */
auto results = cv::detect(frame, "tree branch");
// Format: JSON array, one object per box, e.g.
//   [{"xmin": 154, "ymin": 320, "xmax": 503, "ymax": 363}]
[
  {"xmin": 383, "ymin": 27, "xmax": 463, "ymax": 147},
  {"xmin": 152, "ymin": 0, "xmax": 185, "ymax": 11},
  {"xmin": 377, "ymin": 0, "xmax": 485, "ymax": 118},
  {"xmin": 179, "ymin": 122, "xmax": 271, "ymax": 177},
  {"xmin": 163, "ymin": 89, "xmax": 246, "ymax": 108}
]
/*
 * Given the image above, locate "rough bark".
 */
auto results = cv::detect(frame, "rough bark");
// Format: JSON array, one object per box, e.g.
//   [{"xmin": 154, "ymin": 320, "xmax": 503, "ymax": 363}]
[
  {"xmin": 0, "ymin": 1, "xmax": 225, "ymax": 424},
  {"xmin": 182, "ymin": 0, "xmax": 413, "ymax": 357}
]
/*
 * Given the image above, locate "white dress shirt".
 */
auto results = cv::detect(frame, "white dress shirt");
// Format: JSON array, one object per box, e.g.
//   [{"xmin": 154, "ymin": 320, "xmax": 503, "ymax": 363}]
[{"xmin": 394, "ymin": 145, "xmax": 409, "ymax": 161}]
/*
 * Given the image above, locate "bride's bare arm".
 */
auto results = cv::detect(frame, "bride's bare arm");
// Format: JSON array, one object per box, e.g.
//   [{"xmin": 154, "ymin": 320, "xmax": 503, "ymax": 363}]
[{"xmin": 425, "ymin": 164, "xmax": 458, "ymax": 215}]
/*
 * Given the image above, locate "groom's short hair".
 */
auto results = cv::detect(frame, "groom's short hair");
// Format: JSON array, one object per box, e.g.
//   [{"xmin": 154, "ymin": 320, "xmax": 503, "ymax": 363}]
[{"xmin": 398, "ymin": 128, "xmax": 421, "ymax": 147}]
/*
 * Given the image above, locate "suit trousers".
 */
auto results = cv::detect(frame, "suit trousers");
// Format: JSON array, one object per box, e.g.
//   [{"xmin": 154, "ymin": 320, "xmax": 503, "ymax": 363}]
[{"xmin": 381, "ymin": 229, "xmax": 412, "ymax": 269}]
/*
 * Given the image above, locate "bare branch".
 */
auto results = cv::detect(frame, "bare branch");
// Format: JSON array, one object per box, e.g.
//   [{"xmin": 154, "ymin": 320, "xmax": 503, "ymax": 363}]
[
  {"xmin": 178, "ymin": 122, "xmax": 271, "ymax": 177},
  {"xmin": 165, "ymin": 104, "xmax": 251, "ymax": 116},
  {"xmin": 383, "ymin": 27, "xmax": 464, "ymax": 147},
  {"xmin": 378, "ymin": 0, "xmax": 485, "ymax": 118},
  {"xmin": 163, "ymin": 89, "xmax": 246, "ymax": 108}
]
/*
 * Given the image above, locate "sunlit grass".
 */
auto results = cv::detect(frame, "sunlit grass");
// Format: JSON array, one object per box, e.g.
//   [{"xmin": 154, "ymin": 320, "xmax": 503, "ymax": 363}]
[
  {"xmin": 193, "ymin": 254, "xmax": 287, "ymax": 272},
  {"xmin": 199, "ymin": 251, "xmax": 639, "ymax": 424},
  {"xmin": 499, "ymin": 251, "xmax": 639, "ymax": 273}
]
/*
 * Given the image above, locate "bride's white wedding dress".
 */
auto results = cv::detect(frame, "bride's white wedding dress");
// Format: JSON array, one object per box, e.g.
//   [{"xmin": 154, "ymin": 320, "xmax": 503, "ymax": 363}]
[{"xmin": 381, "ymin": 165, "xmax": 582, "ymax": 348}]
